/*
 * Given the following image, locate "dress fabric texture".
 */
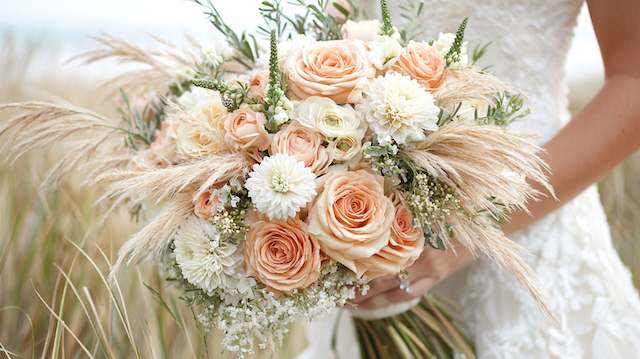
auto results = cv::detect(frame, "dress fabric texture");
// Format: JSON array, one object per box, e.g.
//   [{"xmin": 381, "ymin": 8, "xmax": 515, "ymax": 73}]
[{"xmin": 297, "ymin": 0, "xmax": 640, "ymax": 358}]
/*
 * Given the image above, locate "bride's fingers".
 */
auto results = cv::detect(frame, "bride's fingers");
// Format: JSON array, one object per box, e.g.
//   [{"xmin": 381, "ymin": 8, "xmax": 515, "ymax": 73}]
[
  {"xmin": 356, "ymin": 277, "xmax": 435, "ymax": 310},
  {"xmin": 353, "ymin": 275, "xmax": 401, "ymax": 304}
]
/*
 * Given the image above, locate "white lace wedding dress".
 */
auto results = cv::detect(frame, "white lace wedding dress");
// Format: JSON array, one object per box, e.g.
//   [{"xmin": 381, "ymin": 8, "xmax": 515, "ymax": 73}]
[{"xmin": 297, "ymin": 0, "xmax": 640, "ymax": 358}]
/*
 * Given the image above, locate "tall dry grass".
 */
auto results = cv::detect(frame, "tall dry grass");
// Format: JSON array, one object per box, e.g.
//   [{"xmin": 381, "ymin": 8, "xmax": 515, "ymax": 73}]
[
  {"xmin": 0, "ymin": 35, "xmax": 638, "ymax": 357},
  {"xmin": 0, "ymin": 37, "xmax": 305, "ymax": 358}
]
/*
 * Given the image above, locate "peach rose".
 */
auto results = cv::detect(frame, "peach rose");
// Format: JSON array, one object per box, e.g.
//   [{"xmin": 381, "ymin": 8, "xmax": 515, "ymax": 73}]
[
  {"xmin": 285, "ymin": 40, "xmax": 375, "ymax": 104},
  {"xmin": 358, "ymin": 190, "xmax": 425, "ymax": 278},
  {"xmin": 245, "ymin": 218, "xmax": 321, "ymax": 293},
  {"xmin": 307, "ymin": 169, "xmax": 395, "ymax": 277},
  {"xmin": 341, "ymin": 20, "xmax": 380, "ymax": 42},
  {"xmin": 224, "ymin": 106, "xmax": 270, "ymax": 152},
  {"xmin": 249, "ymin": 71, "xmax": 268, "ymax": 100},
  {"xmin": 269, "ymin": 122, "xmax": 333, "ymax": 175},
  {"xmin": 194, "ymin": 190, "xmax": 221, "ymax": 220},
  {"xmin": 392, "ymin": 41, "xmax": 447, "ymax": 91}
]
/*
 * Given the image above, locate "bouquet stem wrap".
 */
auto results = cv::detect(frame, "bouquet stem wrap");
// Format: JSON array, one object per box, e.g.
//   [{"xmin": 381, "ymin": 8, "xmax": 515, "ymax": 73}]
[{"xmin": 352, "ymin": 295, "xmax": 475, "ymax": 359}]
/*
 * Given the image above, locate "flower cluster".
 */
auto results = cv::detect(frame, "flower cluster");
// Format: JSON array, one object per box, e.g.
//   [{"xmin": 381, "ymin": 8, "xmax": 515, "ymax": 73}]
[{"xmin": 101, "ymin": 1, "xmax": 546, "ymax": 356}]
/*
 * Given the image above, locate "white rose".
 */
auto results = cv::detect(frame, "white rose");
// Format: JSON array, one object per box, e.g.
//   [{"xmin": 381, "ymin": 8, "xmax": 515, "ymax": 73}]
[
  {"xmin": 433, "ymin": 32, "xmax": 468, "ymax": 65},
  {"xmin": 293, "ymin": 96, "xmax": 367, "ymax": 139}
]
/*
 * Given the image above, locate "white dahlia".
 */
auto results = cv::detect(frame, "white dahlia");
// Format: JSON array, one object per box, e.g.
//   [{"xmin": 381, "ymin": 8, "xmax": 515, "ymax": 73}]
[
  {"xmin": 174, "ymin": 216, "xmax": 253, "ymax": 295},
  {"xmin": 357, "ymin": 73, "xmax": 439, "ymax": 144},
  {"xmin": 245, "ymin": 154, "xmax": 316, "ymax": 219}
]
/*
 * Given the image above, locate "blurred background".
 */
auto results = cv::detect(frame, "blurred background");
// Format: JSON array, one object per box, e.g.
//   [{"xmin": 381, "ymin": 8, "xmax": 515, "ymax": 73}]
[{"xmin": 1, "ymin": 1, "xmax": 638, "ymax": 357}]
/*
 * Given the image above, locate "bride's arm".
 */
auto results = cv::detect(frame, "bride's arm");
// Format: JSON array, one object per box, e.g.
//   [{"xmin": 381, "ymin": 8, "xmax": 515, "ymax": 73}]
[
  {"xmin": 355, "ymin": 0, "xmax": 640, "ymax": 308},
  {"xmin": 504, "ymin": 0, "xmax": 640, "ymax": 234}
]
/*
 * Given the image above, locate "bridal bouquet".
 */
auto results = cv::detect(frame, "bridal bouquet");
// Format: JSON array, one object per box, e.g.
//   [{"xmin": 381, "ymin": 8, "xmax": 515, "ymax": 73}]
[{"xmin": 0, "ymin": 0, "xmax": 553, "ymax": 357}]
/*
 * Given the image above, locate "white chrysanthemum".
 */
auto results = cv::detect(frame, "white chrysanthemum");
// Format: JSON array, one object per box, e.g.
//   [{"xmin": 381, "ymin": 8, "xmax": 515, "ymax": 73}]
[
  {"xmin": 174, "ymin": 216, "xmax": 253, "ymax": 295},
  {"xmin": 433, "ymin": 32, "xmax": 468, "ymax": 65},
  {"xmin": 357, "ymin": 73, "xmax": 439, "ymax": 144},
  {"xmin": 175, "ymin": 88, "xmax": 229, "ymax": 159},
  {"xmin": 245, "ymin": 154, "xmax": 316, "ymax": 219}
]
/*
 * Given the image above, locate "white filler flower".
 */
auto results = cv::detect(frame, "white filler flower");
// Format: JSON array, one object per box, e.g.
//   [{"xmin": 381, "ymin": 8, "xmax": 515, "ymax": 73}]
[
  {"xmin": 245, "ymin": 154, "xmax": 316, "ymax": 219},
  {"xmin": 174, "ymin": 216, "xmax": 250, "ymax": 295},
  {"xmin": 358, "ymin": 73, "xmax": 439, "ymax": 144}
]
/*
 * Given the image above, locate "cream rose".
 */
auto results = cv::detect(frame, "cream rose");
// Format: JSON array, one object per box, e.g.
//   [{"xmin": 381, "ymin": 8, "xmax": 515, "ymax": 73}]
[
  {"xmin": 224, "ymin": 106, "xmax": 270, "ymax": 152},
  {"xmin": 285, "ymin": 40, "xmax": 375, "ymax": 104},
  {"xmin": 244, "ymin": 218, "xmax": 321, "ymax": 293},
  {"xmin": 393, "ymin": 41, "xmax": 447, "ymax": 92},
  {"xmin": 270, "ymin": 122, "xmax": 333, "ymax": 175},
  {"xmin": 358, "ymin": 190, "xmax": 425, "ymax": 278},
  {"xmin": 341, "ymin": 20, "xmax": 380, "ymax": 42},
  {"xmin": 293, "ymin": 96, "xmax": 367, "ymax": 139},
  {"xmin": 307, "ymin": 170, "xmax": 395, "ymax": 276}
]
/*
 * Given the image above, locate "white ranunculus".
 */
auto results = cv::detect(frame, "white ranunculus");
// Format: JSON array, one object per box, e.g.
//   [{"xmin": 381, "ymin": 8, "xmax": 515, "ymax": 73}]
[
  {"xmin": 332, "ymin": 135, "xmax": 363, "ymax": 162},
  {"xmin": 245, "ymin": 154, "xmax": 317, "ymax": 219},
  {"xmin": 293, "ymin": 96, "xmax": 367, "ymax": 139},
  {"xmin": 174, "ymin": 88, "xmax": 230, "ymax": 159},
  {"xmin": 433, "ymin": 32, "xmax": 468, "ymax": 65},
  {"xmin": 357, "ymin": 73, "xmax": 439, "ymax": 144},
  {"xmin": 174, "ymin": 216, "xmax": 254, "ymax": 295},
  {"xmin": 367, "ymin": 34, "xmax": 403, "ymax": 70}
]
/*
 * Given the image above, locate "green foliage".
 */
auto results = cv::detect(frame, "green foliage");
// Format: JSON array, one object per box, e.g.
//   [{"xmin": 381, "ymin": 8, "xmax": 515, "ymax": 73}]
[
  {"xmin": 191, "ymin": 0, "xmax": 260, "ymax": 68},
  {"xmin": 471, "ymin": 41, "xmax": 491, "ymax": 65},
  {"xmin": 192, "ymin": 77, "xmax": 250, "ymax": 112},
  {"xmin": 290, "ymin": 0, "xmax": 344, "ymax": 40},
  {"xmin": 444, "ymin": 17, "xmax": 468, "ymax": 66},
  {"xmin": 480, "ymin": 92, "xmax": 530, "ymax": 126},
  {"xmin": 397, "ymin": 0, "xmax": 425, "ymax": 45},
  {"xmin": 258, "ymin": 0, "xmax": 288, "ymax": 38},
  {"xmin": 117, "ymin": 90, "xmax": 163, "ymax": 151}
]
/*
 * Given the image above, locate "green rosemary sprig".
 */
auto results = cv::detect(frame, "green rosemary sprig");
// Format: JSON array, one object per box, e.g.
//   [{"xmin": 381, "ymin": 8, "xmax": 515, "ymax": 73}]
[
  {"xmin": 380, "ymin": 0, "xmax": 395, "ymax": 36},
  {"xmin": 444, "ymin": 17, "xmax": 468, "ymax": 66}
]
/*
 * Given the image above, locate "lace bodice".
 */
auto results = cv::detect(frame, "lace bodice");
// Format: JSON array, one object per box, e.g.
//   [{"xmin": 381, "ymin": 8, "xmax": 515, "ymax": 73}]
[{"xmin": 365, "ymin": 0, "xmax": 583, "ymax": 143}]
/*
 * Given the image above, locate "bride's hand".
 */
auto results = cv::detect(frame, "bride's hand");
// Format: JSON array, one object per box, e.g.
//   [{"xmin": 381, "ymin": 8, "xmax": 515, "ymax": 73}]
[{"xmin": 353, "ymin": 245, "xmax": 475, "ymax": 309}]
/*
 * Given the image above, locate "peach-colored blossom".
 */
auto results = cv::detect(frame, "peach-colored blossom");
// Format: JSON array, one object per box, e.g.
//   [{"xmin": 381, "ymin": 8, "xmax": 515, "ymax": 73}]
[
  {"xmin": 358, "ymin": 190, "xmax": 425, "ymax": 278},
  {"xmin": 307, "ymin": 169, "xmax": 395, "ymax": 277},
  {"xmin": 341, "ymin": 20, "xmax": 380, "ymax": 42},
  {"xmin": 285, "ymin": 40, "xmax": 375, "ymax": 104},
  {"xmin": 193, "ymin": 190, "xmax": 221, "ymax": 220},
  {"xmin": 392, "ymin": 41, "xmax": 447, "ymax": 92},
  {"xmin": 249, "ymin": 71, "xmax": 268, "ymax": 100},
  {"xmin": 269, "ymin": 122, "xmax": 333, "ymax": 175},
  {"xmin": 244, "ymin": 218, "xmax": 321, "ymax": 293},
  {"xmin": 224, "ymin": 106, "xmax": 270, "ymax": 152}
]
